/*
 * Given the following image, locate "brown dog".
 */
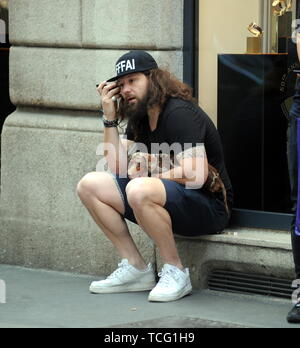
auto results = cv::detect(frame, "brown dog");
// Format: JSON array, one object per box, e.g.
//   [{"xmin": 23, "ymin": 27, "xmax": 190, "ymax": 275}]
[{"xmin": 127, "ymin": 152, "xmax": 174, "ymax": 178}]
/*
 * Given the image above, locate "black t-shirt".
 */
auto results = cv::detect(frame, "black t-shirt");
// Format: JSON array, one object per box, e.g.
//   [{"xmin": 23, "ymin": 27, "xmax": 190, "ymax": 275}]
[{"xmin": 125, "ymin": 97, "xmax": 233, "ymax": 205}]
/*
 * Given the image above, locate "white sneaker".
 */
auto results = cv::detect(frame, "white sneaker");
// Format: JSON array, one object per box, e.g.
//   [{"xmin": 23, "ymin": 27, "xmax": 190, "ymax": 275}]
[
  {"xmin": 148, "ymin": 264, "xmax": 192, "ymax": 302},
  {"xmin": 89, "ymin": 259, "xmax": 156, "ymax": 294}
]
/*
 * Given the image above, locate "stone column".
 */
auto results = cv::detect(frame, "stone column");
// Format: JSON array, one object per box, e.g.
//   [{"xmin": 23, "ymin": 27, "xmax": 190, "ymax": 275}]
[{"xmin": 0, "ymin": 0, "xmax": 184, "ymax": 275}]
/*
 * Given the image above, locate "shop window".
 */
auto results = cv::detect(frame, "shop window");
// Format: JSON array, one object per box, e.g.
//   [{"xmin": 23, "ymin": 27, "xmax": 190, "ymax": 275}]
[{"xmin": 198, "ymin": 0, "xmax": 296, "ymax": 228}]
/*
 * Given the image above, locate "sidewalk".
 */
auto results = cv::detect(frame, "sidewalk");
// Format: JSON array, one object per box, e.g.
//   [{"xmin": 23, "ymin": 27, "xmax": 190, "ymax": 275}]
[{"xmin": 0, "ymin": 264, "xmax": 297, "ymax": 328}]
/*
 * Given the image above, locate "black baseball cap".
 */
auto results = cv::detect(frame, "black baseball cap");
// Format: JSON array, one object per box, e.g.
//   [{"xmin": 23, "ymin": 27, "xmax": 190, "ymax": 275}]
[{"xmin": 106, "ymin": 50, "xmax": 158, "ymax": 82}]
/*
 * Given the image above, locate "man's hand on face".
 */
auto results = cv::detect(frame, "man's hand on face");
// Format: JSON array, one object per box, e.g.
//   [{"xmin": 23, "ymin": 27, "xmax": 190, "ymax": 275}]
[{"xmin": 97, "ymin": 81, "xmax": 120, "ymax": 120}]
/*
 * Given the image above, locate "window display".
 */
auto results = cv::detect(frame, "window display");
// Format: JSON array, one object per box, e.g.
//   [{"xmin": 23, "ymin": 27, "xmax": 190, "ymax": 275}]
[{"xmin": 198, "ymin": 0, "xmax": 297, "ymax": 217}]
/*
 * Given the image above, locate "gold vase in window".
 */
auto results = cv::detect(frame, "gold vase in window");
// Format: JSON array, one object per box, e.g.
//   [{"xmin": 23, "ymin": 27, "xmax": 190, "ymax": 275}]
[{"xmin": 247, "ymin": 23, "xmax": 263, "ymax": 54}]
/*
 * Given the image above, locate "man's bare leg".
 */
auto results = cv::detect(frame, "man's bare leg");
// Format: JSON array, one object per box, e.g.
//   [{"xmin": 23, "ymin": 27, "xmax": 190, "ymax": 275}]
[
  {"xmin": 126, "ymin": 177, "xmax": 184, "ymax": 270},
  {"xmin": 77, "ymin": 172, "xmax": 147, "ymax": 270}
]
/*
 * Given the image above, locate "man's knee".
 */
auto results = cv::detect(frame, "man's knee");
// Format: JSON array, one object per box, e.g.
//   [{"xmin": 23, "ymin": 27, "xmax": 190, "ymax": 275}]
[
  {"xmin": 126, "ymin": 178, "xmax": 164, "ymax": 209},
  {"xmin": 77, "ymin": 171, "xmax": 109, "ymax": 198},
  {"xmin": 126, "ymin": 178, "xmax": 150, "ymax": 209},
  {"xmin": 77, "ymin": 172, "xmax": 125, "ymax": 215}
]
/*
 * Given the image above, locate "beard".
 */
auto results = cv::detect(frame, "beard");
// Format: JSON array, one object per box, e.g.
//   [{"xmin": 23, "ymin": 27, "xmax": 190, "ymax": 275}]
[
  {"xmin": 119, "ymin": 91, "xmax": 151, "ymax": 141},
  {"xmin": 121, "ymin": 91, "xmax": 150, "ymax": 123}
]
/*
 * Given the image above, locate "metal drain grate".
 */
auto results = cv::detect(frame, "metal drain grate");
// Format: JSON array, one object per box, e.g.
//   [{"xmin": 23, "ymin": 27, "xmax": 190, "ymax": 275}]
[{"xmin": 208, "ymin": 270, "xmax": 293, "ymax": 299}]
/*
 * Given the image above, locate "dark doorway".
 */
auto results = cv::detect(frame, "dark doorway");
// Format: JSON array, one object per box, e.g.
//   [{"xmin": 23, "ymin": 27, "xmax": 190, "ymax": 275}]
[{"xmin": 0, "ymin": 2, "xmax": 16, "ymax": 135}]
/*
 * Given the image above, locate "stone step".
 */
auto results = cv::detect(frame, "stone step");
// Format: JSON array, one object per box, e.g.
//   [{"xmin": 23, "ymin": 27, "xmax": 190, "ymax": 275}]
[{"xmin": 157, "ymin": 228, "xmax": 294, "ymax": 289}]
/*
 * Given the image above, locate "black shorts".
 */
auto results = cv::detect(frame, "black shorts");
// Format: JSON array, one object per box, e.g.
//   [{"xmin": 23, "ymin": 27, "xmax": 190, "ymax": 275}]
[{"xmin": 112, "ymin": 175, "xmax": 230, "ymax": 237}]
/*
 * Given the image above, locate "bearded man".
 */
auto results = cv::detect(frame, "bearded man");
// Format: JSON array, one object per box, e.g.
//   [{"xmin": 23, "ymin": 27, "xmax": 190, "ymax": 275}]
[{"xmin": 77, "ymin": 51, "xmax": 233, "ymax": 302}]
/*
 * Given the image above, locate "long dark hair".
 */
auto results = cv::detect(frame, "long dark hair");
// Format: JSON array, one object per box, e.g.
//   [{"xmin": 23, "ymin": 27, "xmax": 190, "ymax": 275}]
[
  {"xmin": 146, "ymin": 68, "xmax": 196, "ymax": 108},
  {"xmin": 118, "ymin": 69, "xmax": 196, "ymax": 141}
]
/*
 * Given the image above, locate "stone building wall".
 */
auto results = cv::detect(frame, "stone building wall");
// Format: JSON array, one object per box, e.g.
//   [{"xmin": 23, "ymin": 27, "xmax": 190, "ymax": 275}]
[{"xmin": 0, "ymin": 0, "xmax": 184, "ymax": 275}]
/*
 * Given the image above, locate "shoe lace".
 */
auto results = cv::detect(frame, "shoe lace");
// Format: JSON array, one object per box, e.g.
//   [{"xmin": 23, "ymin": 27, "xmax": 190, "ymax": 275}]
[
  {"xmin": 107, "ymin": 260, "xmax": 129, "ymax": 280},
  {"xmin": 157, "ymin": 268, "xmax": 178, "ymax": 288}
]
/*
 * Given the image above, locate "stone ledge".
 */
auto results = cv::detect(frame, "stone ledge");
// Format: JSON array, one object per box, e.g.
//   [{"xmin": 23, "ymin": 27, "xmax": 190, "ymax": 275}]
[
  {"xmin": 175, "ymin": 228, "xmax": 291, "ymax": 250},
  {"xmin": 158, "ymin": 228, "xmax": 294, "ymax": 289}
]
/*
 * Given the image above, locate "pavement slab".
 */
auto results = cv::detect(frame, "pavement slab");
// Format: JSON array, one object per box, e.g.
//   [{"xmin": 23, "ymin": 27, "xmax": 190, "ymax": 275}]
[{"xmin": 0, "ymin": 265, "xmax": 298, "ymax": 328}]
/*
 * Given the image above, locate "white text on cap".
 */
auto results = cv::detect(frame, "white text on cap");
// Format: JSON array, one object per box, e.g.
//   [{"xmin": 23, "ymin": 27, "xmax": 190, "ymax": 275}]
[{"xmin": 116, "ymin": 59, "xmax": 136, "ymax": 74}]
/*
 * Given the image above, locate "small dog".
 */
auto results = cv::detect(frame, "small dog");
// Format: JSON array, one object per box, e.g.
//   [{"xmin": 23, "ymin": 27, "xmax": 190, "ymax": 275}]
[{"xmin": 127, "ymin": 152, "xmax": 174, "ymax": 178}]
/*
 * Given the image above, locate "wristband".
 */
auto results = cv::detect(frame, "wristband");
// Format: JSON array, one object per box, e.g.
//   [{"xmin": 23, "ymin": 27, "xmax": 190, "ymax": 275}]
[{"xmin": 102, "ymin": 114, "xmax": 119, "ymax": 128}]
